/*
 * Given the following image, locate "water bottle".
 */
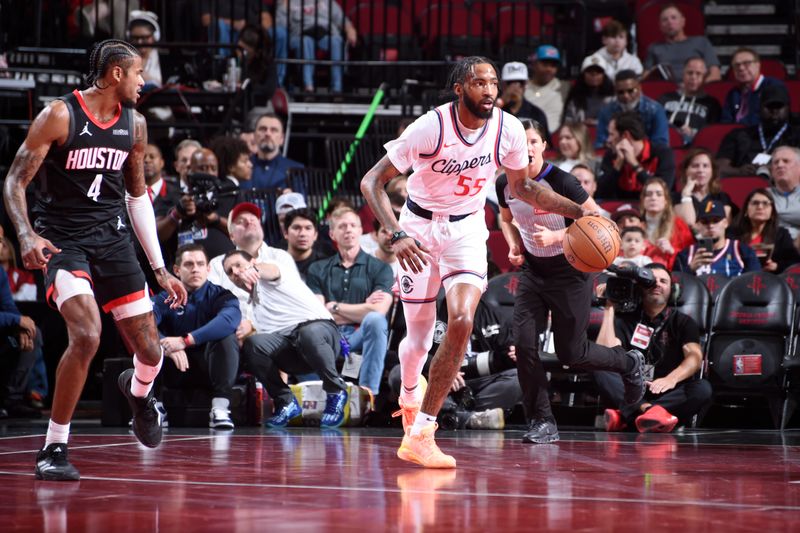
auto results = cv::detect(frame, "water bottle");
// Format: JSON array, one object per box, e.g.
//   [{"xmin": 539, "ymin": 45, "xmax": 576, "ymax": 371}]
[
  {"xmin": 225, "ymin": 57, "xmax": 238, "ymax": 92},
  {"xmin": 254, "ymin": 381, "xmax": 264, "ymax": 424}
]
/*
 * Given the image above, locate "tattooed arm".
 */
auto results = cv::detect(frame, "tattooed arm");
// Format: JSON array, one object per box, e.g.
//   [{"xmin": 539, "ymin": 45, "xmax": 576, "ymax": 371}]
[
  {"xmin": 124, "ymin": 111, "xmax": 187, "ymax": 307},
  {"xmin": 506, "ymin": 166, "xmax": 588, "ymax": 220},
  {"xmin": 2, "ymin": 101, "xmax": 68, "ymax": 269},
  {"xmin": 361, "ymin": 155, "xmax": 429, "ymax": 274}
]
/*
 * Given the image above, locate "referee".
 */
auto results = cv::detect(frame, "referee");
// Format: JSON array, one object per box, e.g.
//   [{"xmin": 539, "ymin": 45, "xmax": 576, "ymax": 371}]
[{"xmin": 496, "ymin": 119, "xmax": 645, "ymax": 444}]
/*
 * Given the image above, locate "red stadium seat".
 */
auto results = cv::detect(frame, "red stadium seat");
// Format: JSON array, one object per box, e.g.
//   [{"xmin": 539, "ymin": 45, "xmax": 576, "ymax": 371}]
[
  {"xmin": 725, "ymin": 58, "xmax": 788, "ymax": 81},
  {"xmin": 673, "ymin": 147, "xmax": 690, "ymax": 171},
  {"xmin": 692, "ymin": 123, "xmax": 744, "ymax": 154},
  {"xmin": 418, "ymin": 2, "xmax": 489, "ymax": 58},
  {"xmin": 720, "ymin": 176, "xmax": 770, "ymax": 208},
  {"xmin": 491, "ymin": 4, "xmax": 545, "ymax": 48},
  {"xmin": 703, "ymin": 81, "xmax": 736, "ymax": 108},
  {"xmin": 487, "ymin": 230, "xmax": 513, "ymax": 273},
  {"xmin": 641, "ymin": 80, "xmax": 678, "ymax": 101},
  {"xmin": 785, "ymin": 81, "xmax": 800, "ymax": 114},
  {"xmin": 348, "ymin": 2, "xmax": 414, "ymax": 60},
  {"xmin": 635, "ymin": 1, "xmax": 705, "ymax": 61},
  {"xmin": 668, "ymin": 126, "xmax": 684, "ymax": 148}
]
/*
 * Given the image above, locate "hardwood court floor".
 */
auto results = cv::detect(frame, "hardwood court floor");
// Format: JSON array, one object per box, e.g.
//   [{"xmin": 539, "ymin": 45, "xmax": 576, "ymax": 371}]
[{"xmin": 2, "ymin": 424, "xmax": 800, "ymax": 532}]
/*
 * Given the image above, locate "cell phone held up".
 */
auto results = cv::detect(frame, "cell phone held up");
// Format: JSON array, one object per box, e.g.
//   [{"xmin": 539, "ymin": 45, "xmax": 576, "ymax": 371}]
[{"xmin": 697, "ymin": 238, "xmax": 714, "ymax": 254}]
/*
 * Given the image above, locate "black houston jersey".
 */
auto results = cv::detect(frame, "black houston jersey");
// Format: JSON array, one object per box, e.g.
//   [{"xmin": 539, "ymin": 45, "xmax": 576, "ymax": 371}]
[{"xmin": 33, "ymin": 90, "xmax": 134, "ymax": 232}]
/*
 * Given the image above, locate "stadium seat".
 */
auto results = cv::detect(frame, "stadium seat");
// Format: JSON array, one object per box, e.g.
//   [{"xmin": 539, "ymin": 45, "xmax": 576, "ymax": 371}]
[
  {"xmin": 720, "ymin": 176, "xmax": 769, "ymax": 209},
  {"xmin": 635, "ymin": 1, "xmax": 705, "ymax": 62},
  {"xmin": 698, "ymin": 273, "xmax": 731, "ymax": 304},
  {"xmin": 702, "ymin": 80, "xmax": 736, "ymax": 109},
  {"xmin": 704, "ymin": 272, "xmax": 795, "ymax": 428},
  {"xmin": 692, "ymin": 123, "xmax": 744, "ymax": 154},
  {"xmin": 672, "ymin": 147, "xmax": 689, "ymax": 172},
  {"xmin": 418, "ymin": 2, "xmax": 489, "ymax": 59},
  {"xmin": 668, "ymin": 125, "xmax": 684, "ymax": 148},
  {"xmin": 672, "ymin": 271, "xmax": 712, "ymax": 348},
  {"xmin": 725, "ymin": 58, "xmax": 788, "ymax": 81},
  {"xmin": 491, "ymin": 4, "xmax": 545, "ymax": 50},
  {"xmin": 641, "ymin": 80, "xmax": 678, "ymax": 101},
  {"xmin": 487, "ymin": 230, "xmax": 513, "ymax": 274},
  {"xmin": 785, "ymin": 81, "xmax": 800, "ymax": 115},
  {"xmin": 780, "ymin": 264, "xmax": 800, "ymax": 306},
  {"xmin": 482, "ymin": 272, "xmax": 520, "ymax": 325},
  {"xmin": 348, "ymin": 2, "xmax": 415, "ymax": 61}
]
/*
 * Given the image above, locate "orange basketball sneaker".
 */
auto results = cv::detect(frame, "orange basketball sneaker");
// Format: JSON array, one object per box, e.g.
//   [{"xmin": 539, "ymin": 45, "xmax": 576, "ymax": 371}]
[
  {"xmin": 392, "ymin": 376, "xmax": 427, "ymax": 433},
  {"xmin": 397, "ymin": 424, "xmax": 456, "ymax": 469}
]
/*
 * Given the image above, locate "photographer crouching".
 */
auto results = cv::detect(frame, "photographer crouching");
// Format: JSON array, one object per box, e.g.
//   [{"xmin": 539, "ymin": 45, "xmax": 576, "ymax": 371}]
[{"xmin": 595, "ymin": 263, "xmax": 712, "ymax": 432}]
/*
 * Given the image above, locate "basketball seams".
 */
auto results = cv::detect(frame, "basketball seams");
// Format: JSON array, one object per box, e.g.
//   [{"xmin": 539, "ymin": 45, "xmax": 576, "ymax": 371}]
[{"xmin": 563, "ymin": 216, "xmax": 621, "ymax": 272}]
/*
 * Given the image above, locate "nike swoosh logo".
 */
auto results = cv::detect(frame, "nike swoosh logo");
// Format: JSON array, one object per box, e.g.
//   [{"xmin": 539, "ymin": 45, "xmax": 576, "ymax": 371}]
[{"xmin": 444, "ymin": 142, "xmax": 458, "ymax": 148}]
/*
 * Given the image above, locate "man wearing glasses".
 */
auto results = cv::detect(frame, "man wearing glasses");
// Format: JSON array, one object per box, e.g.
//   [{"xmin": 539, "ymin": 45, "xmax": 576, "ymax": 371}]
[
  {"xmin": 595, "ymin": 70, "xmax": 669, "ymax": 149},
  {"xmin": 674, "ymin": 201, "xmax": 761, "ymax": 277},
  {"xmin": 722, "ymin": 47, "xmax": 788, "ymax": 126}
]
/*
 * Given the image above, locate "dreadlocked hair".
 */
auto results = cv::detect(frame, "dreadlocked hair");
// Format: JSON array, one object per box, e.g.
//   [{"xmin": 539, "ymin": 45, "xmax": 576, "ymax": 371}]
[
  {"xmin": 84, "ymin": 39, "xmax": 140, "ymax": 89},
  {"xmin": 441, "ymin": 56, "xmax": 498, "ymax": 99}
]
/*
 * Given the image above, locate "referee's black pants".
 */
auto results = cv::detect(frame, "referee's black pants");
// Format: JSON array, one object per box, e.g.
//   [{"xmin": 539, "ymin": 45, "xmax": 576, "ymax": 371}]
[{"xmin": 514, "ymin": 253, "xmax": 627, "ymax": 423}]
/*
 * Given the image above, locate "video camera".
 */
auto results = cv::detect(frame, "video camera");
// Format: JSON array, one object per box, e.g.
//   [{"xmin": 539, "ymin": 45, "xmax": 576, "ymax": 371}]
[
  {"xmin": 186, "ymin": 173, "xmax": 239, "ymax": 214},
  {"xmin": 600, "ymin": 263, "xmax": 656, "ymax": 313},
  {"xmin": 460, "ymin": 348, "xmax": 516, "ymax": 380}
]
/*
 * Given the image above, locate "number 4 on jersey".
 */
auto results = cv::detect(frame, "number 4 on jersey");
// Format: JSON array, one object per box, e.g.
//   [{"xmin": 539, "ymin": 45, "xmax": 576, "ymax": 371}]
[
  {"xmin": 87, "ymin": 173, "xmax": 103, "ymax": 202},
  {"xmin": 454, "ymin": 175, "xmax": 486, "ymax": 197}
]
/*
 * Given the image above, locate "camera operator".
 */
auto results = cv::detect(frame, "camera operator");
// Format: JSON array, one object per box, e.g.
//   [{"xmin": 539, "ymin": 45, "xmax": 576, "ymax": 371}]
[
  {"xmin": 166, "ymin": 148, "xmax": 237, "ymax": 260},
  {"xmin": 595, "ymin": 263, "xmax": 712, "ymax": 433},
  {"xmin": 387, "ymin": 297, "xmax": 522, "ymax": 430},
  {"xmin": 674, "ymin": 200, "xmax": 760, "ymax": 277}
]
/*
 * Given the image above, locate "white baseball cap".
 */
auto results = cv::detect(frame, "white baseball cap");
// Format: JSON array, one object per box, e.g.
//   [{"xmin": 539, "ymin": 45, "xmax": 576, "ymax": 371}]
[
  {"xmin": 501, "ymin": 62, "xmax": 529, "ymax": 82},
  {"xmin": 275, "ymin": 192, "xmax": 307, "ymax": 216}
]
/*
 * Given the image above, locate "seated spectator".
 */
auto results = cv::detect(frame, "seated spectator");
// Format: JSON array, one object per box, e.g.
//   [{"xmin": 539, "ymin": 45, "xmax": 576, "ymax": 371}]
[
  {"xmin": 172, "ymin": 148, "xmax": 236, "ymax": 259},
  {"xmin": 139, "ymin": 143, "xmax": 181, "ymax": 282},
  {"xmin": 613, "ymin": 227, "xmax": 653, "ymax": 268},
  {"xmin": 500, "ymin": 62, "xmax": 549, "ymax": 137},
  {"xmin": 659, "ymin": 57, "xmax": 722, "ymax": 145},
  {"xmin": 673, "ymin": 148, "xmax": 734, "ymax": 228},
  {"xmin": 366, "ymin": 218, "xmax": 400, "ymax": 278},
  {"xmin": 592, "ymin": 19, "xmax": 642, "ymax": 80},
  {"xmin": 572, "ymin": 164, "xmax": 609, "ymax": 218},
  {"xmin": 770, "ymin": 146, "xmax": 800, "ymax": 240},
  {"xmin": 554, "ymin": 122, "xmax": 600, "ymax": 174},
  {"xmin": 0, "ymin": 237, "xmax": 36, "ymax": 301},
  {"xmin": 717, "ymin": 85, "xmax": 799, "ymax": 177},
  {"xmin": 173, "ymin": 139, "xmax": 202, "ymax": 193},
  {"xmin": 223, "ymin": 249, "xmax": 350, "ymax": 428},
  {"xmin": 595, "ymin": 263, "xmax": 712, "ymax": 433},
  {"xmin": 237, "ymin": 24, "xmax": 278, "ymax": 110},
  {"xmin": 640, "ymin": 178, "xmax": 694, "ymax": 269},
  {"xmin": 208, "ymin": 202, "xmax": 285, "ymax": 343},
  {"xmin": 153, "ymin": 244, "xmax": 241, "ymax": 429},
  {"xmin": 675, "ymin": 201, "xmax": 761, "ymax": 276},
  {"xmin": 525, "ymin": 45, "xmax": 570, "ymax": 134},
  {"xmin": 200, "ymin": 0, "xmax": 264, "ymax": 57},
  {"xmin": 306, "ymin": 207, "xmax": 394, "ymax": 395},
  {"xmin": 274, "ymin": 0, "xmax": 357, "ymax": 93},
  {"xmin": 643, "ymin": 3, "xmax": 721, "ymax": 82},
  {"xmin": 595, "ymin": 70, "xmax": 669, "ymax": 148},
  {"xmin": 127, "ymin": 10, "xmax": 163, "ymax": 89},
  {"xmin": 562, "ymin": 55, "xmax": 614, "ymax": 127},
  {"xmin": 386, "ymin": 175, "xmax": 408, "ymax": 200},
  {"xmin": 611, "ymin": 203, "xmax": 646, "ymax": 230},
  {"xmin": 279, "ymin": 207, "xmax": 336, "ymax": 278},
  {"xmin": 210, "ymin": 136, "xmax": 254, "ymax": 190},
  {"xmin": 722, "ymin": 47, "xmax": 788, "ymax": 126},
  {"xmin": 275, "ymin": 191, "xmax": 308, "ymax": 236},
  {"xmin": 0, "ymin": 265, "xmax": 44, "ymax": 418},
  {"xmin": 598, "ymin": 112, "xmax": 676, "ymax": 199},
  {"xmin": 388, "ymin": 298, "xmax": 521, "ymax": 430},
  {"xmin": 728, "ymin": 188, "xmax": 800, "ymax": 273},
  {"xmin": 246, "ymin": 113, "xmax": 304, "ymax": 192}
]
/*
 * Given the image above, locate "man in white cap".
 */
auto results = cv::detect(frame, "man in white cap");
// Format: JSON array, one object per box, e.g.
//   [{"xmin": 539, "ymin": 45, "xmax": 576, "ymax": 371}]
[
  {"xmin": 499, "ymin": 61, "xmax": 549, "ymax": 138},
  {"xmin": 275, "ymin": 191, "xmax": 307, "ymax": 227}
]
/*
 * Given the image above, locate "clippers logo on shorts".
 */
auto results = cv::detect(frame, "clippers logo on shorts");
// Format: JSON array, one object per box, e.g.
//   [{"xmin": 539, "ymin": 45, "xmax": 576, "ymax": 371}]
[{"xmin": 400, "ymin": 275, "xmax": 414, "ymax": 294}]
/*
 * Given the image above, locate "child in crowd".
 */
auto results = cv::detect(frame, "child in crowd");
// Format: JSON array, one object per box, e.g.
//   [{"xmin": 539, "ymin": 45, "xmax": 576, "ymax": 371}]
[{"xmin": 613, "ymin": 226, "xmax": 653, "ymax": 268}]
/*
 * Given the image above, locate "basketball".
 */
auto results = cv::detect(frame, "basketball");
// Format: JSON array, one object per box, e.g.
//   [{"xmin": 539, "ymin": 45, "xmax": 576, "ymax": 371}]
[{"xmin": 563, "ymin": 216, "xmax": 621, "ymax": 273}]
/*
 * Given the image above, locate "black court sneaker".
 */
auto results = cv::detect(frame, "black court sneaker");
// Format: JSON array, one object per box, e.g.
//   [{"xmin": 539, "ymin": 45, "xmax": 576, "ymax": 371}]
[
  {"xmin": 118, "ymin": 369, "xmax": 163, "ymax": 448},
  {"xmin": 622, "ymin": 349, "xmax": 647, "ymax": 405},
  {"xmin": 34, "ymin": 443, "xmax": 80, "ymax": 481},
  {"xmin": 522, "ymin": 419, "xmax": 560, "ymax": 444}
]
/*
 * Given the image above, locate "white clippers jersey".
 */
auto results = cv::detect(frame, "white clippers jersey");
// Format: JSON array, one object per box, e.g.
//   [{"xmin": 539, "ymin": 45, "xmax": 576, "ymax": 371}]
[{"xmin": 385, "ymin": 101, "xmax": 528, "ymax": 216}]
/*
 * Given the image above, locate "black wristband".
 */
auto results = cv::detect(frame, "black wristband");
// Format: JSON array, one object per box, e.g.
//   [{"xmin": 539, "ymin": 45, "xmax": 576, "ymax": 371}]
[{"xmin": 390, "ymin": 230, "xmax": 409, "ymax": 244}]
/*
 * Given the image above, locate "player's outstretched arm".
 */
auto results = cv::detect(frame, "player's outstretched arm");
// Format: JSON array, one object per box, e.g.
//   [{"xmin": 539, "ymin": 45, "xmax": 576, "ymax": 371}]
[
  {"xmin": 123, "ymin": 111, "xmax": 187, "ymax": 307},
  {"xmin": 3, "ymin": 102, "xmax": 67, "ymax": 269},
  {"xmin": 507, "ymin": 166, "xmax": 588, "ymax": 220},
  {"xmin": 361, "ymin": 155, "xmax": 429, "ymax": 274}
]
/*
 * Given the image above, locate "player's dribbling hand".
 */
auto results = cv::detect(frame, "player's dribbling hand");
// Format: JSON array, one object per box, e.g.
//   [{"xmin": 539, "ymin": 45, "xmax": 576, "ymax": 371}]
[
  {"xmin": 508, "ymin": 244, "xmax": 524, "ymax": 266},
  {"xmin": 20, "ymin": 235, "xmax": 61, "ymax": 270},
  {"xmin": 155, "ymin": 268, "xmax": 188, "ymax": 308},
  {"xmin": 580, "ymin": 207, "xmax": 601, "ymax": 219},
  {"xmin": 395, "ymin": 236, "xmax": 430, "ymax": 274}
]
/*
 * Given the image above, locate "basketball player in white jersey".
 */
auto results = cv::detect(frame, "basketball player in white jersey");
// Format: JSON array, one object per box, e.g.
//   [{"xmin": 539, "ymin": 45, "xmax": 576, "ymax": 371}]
[{"xmin": 361, "ymin": 57, "xmax": 593, "ymax": 468}]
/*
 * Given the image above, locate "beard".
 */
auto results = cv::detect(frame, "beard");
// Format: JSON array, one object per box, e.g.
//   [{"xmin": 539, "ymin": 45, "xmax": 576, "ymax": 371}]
[
  {"xmin": 463, "ymin": 94, "xmax": 494, "ymax": 120},
  {"xmin": 258, "ymin": 140, "xmax": 277, "ymax": 154}
]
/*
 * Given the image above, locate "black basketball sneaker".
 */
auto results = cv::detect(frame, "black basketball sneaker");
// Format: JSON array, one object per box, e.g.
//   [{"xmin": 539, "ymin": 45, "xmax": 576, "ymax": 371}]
[
  {"xmin": 34, "ymin": 443, "xmax": 80, "ymax": 481},
  {"xmin": 118, "ymin": 369, "xmax": 163, "ymax": 448}
]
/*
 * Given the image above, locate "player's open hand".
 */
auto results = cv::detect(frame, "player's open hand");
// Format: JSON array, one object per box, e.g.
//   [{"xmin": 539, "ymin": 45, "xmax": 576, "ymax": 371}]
[
  {"xmin": 155, "ymin": 268, "xmax": 188, "ymax": 308},
  {"xmin": 20, "ymin": 234, "xmax": 61, "ymax": 270},
  {"xmin": 395, "ymin": 235, "xmax": 430, "ymax": 274}
]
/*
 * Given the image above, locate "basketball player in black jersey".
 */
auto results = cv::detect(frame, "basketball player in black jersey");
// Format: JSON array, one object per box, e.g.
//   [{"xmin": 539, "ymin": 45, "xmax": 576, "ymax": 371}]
[
  {"xmin": 495, "ymin": 120, "xmax": 645, "ymax": 444},
  {"xmin": 3, "ymin": 39, "xmax": 187, "ymax": 480}
]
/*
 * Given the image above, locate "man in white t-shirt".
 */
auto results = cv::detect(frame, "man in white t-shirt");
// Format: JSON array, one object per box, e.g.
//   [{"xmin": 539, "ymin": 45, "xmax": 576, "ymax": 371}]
[{"xmin": 361, "ymin": 56, "xmax": 590, "ymax": 468}]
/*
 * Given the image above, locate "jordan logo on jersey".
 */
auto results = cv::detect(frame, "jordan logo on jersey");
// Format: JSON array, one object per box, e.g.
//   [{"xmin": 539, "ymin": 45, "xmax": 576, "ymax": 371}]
[
  {"xmin": 117, "ymin": 216, "xmax": 125, "ymax": 230},
  {"xmin": 79, "ymin": 121, "xmax": 92, "ymax": 136}
]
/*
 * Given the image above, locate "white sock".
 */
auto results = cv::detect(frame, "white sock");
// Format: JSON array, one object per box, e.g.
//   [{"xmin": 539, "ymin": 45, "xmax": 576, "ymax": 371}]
[
  {"xmin": 44, "ymin": 419, "xmax": 70, "ymax": 447},
  {"xmin": 131, "ymin": 352, "xmax": 163, "ymax": 398},
  {"xmin": 398, "ymin": 316, "xmax": 435, "ymax": 402},
  {"xmin": 410, "ymin": 411, "xmax": 437, "ymax": 436},
  {"xmin": 211, "ymin": 397, "xmax": 230, "ymax": 411}
]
